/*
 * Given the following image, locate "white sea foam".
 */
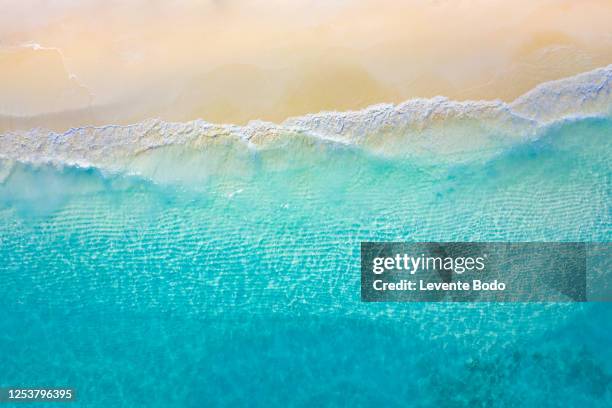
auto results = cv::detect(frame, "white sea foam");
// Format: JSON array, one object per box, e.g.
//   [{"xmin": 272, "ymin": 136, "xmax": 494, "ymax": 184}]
[{"xmin": 1, "ymin": 65, "xmax": 611, "ymax": 174}]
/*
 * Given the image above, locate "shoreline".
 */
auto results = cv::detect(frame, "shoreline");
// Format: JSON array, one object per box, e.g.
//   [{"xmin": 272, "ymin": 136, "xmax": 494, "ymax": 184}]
[{"xmin": 1, "ymin": 63, "xmax": 611, "ymax": 137}]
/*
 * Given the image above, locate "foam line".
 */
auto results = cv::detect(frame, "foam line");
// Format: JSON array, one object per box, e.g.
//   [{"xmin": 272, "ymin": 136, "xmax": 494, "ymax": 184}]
[{"xmin": 0, "ymin": 65, "xmax": 610, "ymax": 173}]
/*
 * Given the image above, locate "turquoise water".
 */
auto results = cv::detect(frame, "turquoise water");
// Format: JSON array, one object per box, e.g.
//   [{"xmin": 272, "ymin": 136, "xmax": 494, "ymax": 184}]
[{"xmin": 0, "ymin": 116, "xmax": 611, "ymax": 406}]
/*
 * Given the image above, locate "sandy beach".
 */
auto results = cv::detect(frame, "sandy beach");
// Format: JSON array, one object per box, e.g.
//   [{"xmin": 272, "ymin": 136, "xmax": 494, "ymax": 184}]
[{"xmin": 1, "ymin": 0, "xmax": 612, "ymax": 132}]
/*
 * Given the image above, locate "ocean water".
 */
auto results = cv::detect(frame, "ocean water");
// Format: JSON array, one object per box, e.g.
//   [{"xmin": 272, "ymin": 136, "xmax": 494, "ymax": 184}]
[{"xmin": 1, "ymin": 68, "xmax": 611, "ymax": 406}]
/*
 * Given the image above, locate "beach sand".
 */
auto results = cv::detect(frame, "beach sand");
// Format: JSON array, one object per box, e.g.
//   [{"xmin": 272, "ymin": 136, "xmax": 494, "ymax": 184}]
[{"xmin": 1, "ymin": 0, "xmax": 611, "ymax": 132}]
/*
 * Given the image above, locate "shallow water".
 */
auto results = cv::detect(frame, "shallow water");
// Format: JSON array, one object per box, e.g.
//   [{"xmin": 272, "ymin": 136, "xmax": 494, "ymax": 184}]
[{"xmin": 0, "ymin": 115, "xmax": 611, "ymax": 406}]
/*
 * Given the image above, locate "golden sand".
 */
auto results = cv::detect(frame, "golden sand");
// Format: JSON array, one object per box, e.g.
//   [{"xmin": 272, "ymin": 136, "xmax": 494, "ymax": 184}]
[{"xmin": 1, "ymin": 0, "xmax": 611, "ymax": 132}]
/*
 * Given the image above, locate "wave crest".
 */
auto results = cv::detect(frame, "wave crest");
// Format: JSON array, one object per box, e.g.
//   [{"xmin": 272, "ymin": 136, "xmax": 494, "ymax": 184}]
[{"xmin": 0, "ymin": 65, "xmax": 611, "ymax": 175}]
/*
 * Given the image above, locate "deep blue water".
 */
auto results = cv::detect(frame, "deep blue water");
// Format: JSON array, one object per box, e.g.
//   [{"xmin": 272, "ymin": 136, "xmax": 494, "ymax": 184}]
[{"xmin": 0, "ymin": 117, "xmax": 611, "ymax": 406}]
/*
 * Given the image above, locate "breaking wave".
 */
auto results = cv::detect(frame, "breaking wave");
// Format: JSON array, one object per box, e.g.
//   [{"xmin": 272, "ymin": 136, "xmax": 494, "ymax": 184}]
[{"xmin": 0, "ymin": 65, "xmax": 611, "ymax": 180}]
